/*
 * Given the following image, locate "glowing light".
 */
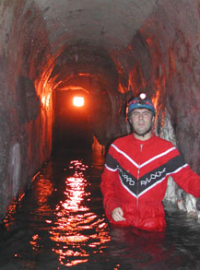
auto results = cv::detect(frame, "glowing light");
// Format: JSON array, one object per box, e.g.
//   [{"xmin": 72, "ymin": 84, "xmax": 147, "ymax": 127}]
[
  {"xmin": 48, "ymin": 160, "xmax": 111, "ymax": 267},
  {"xmin": 73, "ymin": 96, "xmax": 84, "ymax": 107},
  {"xmin": 139, "ymin": 93, "xmax": 147, "ymax": 100}
]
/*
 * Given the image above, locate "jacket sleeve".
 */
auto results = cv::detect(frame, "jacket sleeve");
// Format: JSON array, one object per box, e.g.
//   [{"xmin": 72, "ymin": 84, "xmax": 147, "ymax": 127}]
[
  {"xmin": 167, "ymin": 149, "xmax": 200, "ymax": 197},
  {"xmin": 100, "ymin": 151, "xmax": 119, "ymax": 218}
]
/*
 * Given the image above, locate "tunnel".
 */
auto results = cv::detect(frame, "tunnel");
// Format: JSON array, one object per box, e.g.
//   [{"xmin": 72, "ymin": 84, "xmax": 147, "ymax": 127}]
[{"xmin": 1, "ymin": 0, "xmax": 200, "ymax": 222}]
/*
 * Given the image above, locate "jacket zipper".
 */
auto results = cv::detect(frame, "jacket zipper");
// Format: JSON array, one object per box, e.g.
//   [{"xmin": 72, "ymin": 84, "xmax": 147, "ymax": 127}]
[{"xmin": 136, "ymin": 143, "xmax": 143, "ymax": 206}]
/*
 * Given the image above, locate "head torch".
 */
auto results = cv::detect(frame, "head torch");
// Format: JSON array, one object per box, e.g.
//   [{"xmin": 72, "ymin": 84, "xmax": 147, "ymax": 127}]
[{"xmin": 127, "ymin": 93, "xmax": 155, "ymax": 116}]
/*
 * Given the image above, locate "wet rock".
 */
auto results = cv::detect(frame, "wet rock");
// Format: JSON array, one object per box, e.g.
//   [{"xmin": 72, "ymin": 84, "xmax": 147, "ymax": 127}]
[{"xmin": 196, "ymin": 198, "xmax": 200, "ymax": 211}]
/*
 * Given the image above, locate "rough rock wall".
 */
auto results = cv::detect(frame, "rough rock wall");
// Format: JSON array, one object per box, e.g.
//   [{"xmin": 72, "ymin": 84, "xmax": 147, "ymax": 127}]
[
  {"xmin": 110, "ymin": 0, "xmax": 200, "ymax": 172},
  {"xmin": 125, "ymin": 0, "xmax": 200, "ymax": 217},
  {"xmin": 0, "ymin": 0, "xmax": 53, "ymax": 219}
]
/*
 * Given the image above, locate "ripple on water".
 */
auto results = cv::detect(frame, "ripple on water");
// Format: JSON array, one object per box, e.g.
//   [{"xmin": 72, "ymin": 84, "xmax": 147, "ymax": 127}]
[{"xmin": 1, "ymin": 155, "xmax": 200, "ymax": 270}]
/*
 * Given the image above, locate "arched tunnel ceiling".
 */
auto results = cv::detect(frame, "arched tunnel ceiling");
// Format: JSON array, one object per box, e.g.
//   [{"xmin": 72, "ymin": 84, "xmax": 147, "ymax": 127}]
[
  {"xmin": 1, "ymin": 0, "xmax": 200, "ymax": 176},
  {"xmin": 33, "ymin": 0, "xmax": 164, "ymax": 148},
  {"xmin": 36, "ymin": 0, "xmax": 159, "ymax": 52},
  {"xmin": 16, "ymin": 0, "xmax": 200, "ymax": 166},
  {"xmin": 35, "ymin": 0, "xmax": 162, "ymax": 101}
]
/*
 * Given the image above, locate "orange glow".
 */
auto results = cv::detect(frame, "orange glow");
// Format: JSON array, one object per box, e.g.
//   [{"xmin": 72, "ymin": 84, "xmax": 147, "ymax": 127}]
[
  {"xmin": 4, "ymin": 158, "xmax": 111, "ymax": 268},
  {"xmin": 73, "ymin": 96, "xmax": 84, "ymax": 107},
  {"xmin": 3, "ymin": 193, "xmax": 25, "ymax": 229},
  {"xmin": 48, "ymin": 160, "xmax": 111, "ymax": 267}
]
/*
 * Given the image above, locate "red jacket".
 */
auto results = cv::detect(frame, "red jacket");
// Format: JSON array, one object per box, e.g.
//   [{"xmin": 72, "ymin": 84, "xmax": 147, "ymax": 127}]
[{"xmin": 101, "ymin": 133, "xmax": 200, "ymax": 231}]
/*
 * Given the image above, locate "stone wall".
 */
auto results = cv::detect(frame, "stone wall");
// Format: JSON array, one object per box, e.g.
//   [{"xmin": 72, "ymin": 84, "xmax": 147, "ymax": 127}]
[{"xmin": 0, "ymin": 0, "xmax": 53, "ymax": 219}]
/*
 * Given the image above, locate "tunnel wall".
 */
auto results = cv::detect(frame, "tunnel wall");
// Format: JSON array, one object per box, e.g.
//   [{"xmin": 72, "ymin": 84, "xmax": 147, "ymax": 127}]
[
  {"xmin": 116, "ymin": 0, "xmax": 200, "ymax": 174},
  {"xmin": 110, "ymin": 0, "xmax": 200, "ymax": 216},
  {"xmin": 0, "ymin": 1, "xmax": 53, "ymax": 219},
  {"xmin": 149, "ymin": 0, "xmax": 200, "ymax": 174},
  {"xmin": 129, "ymin": 0, "xmax": 200, "ymax": 215}
]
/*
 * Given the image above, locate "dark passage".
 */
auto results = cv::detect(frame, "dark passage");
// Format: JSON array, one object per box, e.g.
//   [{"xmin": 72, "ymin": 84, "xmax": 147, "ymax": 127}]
[
  {"xmin": 1, "ymin": 149, "xmax": 200, "ymax": 270},
  {"xmin": 53, "ymin": 91, "xmax": 93, "ymax": 151}
]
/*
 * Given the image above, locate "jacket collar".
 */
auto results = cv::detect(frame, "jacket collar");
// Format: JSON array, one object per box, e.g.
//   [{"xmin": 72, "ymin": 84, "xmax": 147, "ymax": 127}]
[{"xmin": 131, "ymin": 132, "xmax": 155, "ymax": 145}]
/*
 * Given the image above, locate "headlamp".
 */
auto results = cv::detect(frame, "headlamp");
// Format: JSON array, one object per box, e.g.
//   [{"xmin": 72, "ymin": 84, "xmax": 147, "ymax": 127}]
[
  {"xmin": 127, "ymin": 93, "xmax": 155, "ymax": 116},
  {"xmin": 139, "ymin": 93, "xmax": 147, "ymax": 100}
]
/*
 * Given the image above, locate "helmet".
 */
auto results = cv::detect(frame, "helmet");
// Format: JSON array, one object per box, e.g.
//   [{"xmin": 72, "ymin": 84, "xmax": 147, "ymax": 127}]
[{"xmin": 127, "ymin": 93, "xmax": 155, "ymax": 116}]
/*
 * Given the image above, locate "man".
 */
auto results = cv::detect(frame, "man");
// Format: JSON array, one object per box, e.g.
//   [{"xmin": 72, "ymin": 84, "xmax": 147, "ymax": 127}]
[{"xmin": 101, "ymin": 93, "xmax": 200, "ymax": 231}]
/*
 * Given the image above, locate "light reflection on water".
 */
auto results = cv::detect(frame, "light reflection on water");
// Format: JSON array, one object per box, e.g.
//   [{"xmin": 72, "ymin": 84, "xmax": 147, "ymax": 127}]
[
  {"xmin": 1, "ymin": 152, "xmax": 200, "ymax": 270},
  {"xmin": 47, "ymin": 160, "xmax": 110, "ymax": 267}
]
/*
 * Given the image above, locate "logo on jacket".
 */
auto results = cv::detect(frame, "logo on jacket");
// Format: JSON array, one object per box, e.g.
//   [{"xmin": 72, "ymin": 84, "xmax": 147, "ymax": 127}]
[
  {"xmin": 141, "ymin": 168, "xmax": 166, "ymax": 186},
  {"xmin": 118, "ymin": 165, "xmax": 167, "ymax": 197},
  {"xmin": 118, "ymin": 168, "xmax": 136, "ymax": 186}
]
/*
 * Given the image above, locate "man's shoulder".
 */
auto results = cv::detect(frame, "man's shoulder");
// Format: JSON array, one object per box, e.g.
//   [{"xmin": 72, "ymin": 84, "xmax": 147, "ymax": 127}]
[
  {"xmin": 112, "ymin": 134, "xmax": 132, "ymax": 144},
  {"xmin": 108, "ymin": 134, "xmax": 132, "ymax": 151},
  {"xmin": 153, "ymin": 135, "xmax": 175, "ymax": 148}
]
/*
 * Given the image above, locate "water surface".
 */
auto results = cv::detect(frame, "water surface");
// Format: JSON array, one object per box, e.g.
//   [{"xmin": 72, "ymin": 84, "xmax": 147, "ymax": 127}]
[{"xmin": 1, "ymin": 150, "xmax": 200, "ymax": 270}]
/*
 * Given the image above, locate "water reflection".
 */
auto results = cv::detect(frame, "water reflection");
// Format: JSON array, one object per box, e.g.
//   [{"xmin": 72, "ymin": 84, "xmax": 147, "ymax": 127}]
[
  {"xmin": 34, "ymin": 177, "xmax": 54, "ymax": 211},
  {"xmin": 45, "ymin": 160, "xmax": 110, "ymax": 267},
  {"xmin": 1, "ymin": 153, "xmax": 200, "ymax": 270}
]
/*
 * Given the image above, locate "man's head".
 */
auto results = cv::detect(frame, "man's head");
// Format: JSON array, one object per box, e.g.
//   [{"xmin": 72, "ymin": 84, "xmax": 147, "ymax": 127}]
[{"xmin": 127, "ymin": 93, "xmax": 155, "ymax": 140}]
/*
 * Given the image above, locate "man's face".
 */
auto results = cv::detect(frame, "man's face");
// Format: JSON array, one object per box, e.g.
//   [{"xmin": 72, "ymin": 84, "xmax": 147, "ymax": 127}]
[{"xmin": 129, "ymin": 108, "xmax": 154, "ymax": 139}]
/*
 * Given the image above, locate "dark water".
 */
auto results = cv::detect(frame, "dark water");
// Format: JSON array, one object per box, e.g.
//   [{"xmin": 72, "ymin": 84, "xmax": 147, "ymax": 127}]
[{"xmin": 1, "ymin": 149, "xmax": 200, "ymax": 270}]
